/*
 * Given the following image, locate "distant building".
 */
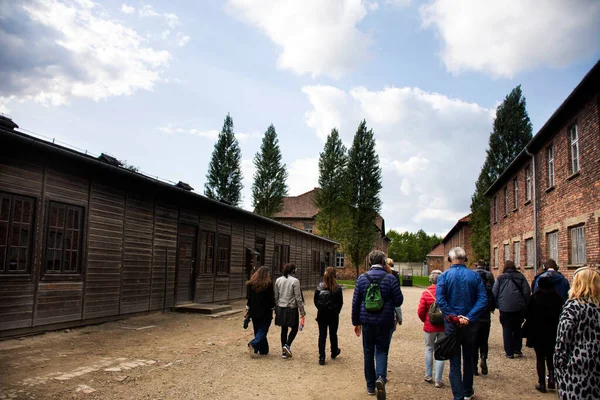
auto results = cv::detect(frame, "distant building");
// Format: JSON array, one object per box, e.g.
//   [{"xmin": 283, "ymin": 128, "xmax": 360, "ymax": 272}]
[
  {"xmin": 270, "ymin": 188, "xmax": 389, "ymax": 278},
  {"xmin": 426, "ymin": 242, "xmax": 444, "ymax": 274},
  {"xmin": 486, "ymin": 60, "xmax": 599, "ymax": 283},
  {"xmin": 441, "ymin": 215, "xmax": 473, "ymax": 270}
]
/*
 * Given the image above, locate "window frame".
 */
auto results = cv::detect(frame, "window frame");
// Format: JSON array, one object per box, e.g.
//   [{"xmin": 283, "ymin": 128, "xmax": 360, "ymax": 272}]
[
  {"xmin": 513, "ymin": 178, "xmax": 518, "ymax": 210},
  {"xmin": 513, "ymin": 241, "xmax": 520, "ymax": 268},
  {"xmin": 493, "ymin": 247, "xmax": 498, "ymax": 269},
  {"xmin": 569, "ymin": 124, "xmax": 580, "ymax": 174},
  {"xmin": 303, "ymin": 223, "xmax": 314, "ymax": 234},
  {"xmin": 525, "ymin": 165, "xmax": 532, "ymax": 202},
  {"xmin": 255, "ymin": 237, "xmax": 265, "ymax": 267},
  {"xmin": 525, "ymin": 238, "xmax": 534, "ymax": 267},
  {"xmin": 216, "ymin": 233, "xmax": 230, "ymax": 275},
  {"xmin": 503, "ymin": 243, "xmax": 510, "ymax": 262},
  {"xmin": 312, "ymin": 250, "xmax": 321, "ymax": 273},
  {"xmin": 547, "ymin": 145, "xmax": 555, "ymax": 187},
  {"xmin": 335, "ymin": 252, "xmax": 345, "ymax": 268},
  {"xmin": 547, "ymin": 231, "xmax": 558, "ymax": 263},
  {"xmin": 42, "ymin": 200, "xmax": 85, "ymax": 279},
  {"xmin": 569, "ymin": 225, "xmax": 586, "ymax": 265},
  {"xmin": 0, "ymin": 192, "xmax": 36, "ymax": 276},
  {"xmin": 199, "ymin": 230, "xmax": 215, "ymax": 274}
]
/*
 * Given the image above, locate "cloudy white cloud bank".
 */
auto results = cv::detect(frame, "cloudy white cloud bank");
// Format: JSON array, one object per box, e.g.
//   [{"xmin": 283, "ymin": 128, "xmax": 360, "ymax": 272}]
[
  {"xmin": 303, "ymin": 85, "xmax": 494, "ymax": 235},
  {"xmin": 226, "ymin": 0, "xmax": 373, "ymax": 79},
  {"xmin": 421, "ymin": 0, "xmax": 600, "ymax": 78}
]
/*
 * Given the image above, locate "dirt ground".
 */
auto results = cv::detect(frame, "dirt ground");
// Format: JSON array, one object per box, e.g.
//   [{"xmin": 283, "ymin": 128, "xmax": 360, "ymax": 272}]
[{"xmin": 0, "ymin": 286, "xmax": 554, "ymax": 400}]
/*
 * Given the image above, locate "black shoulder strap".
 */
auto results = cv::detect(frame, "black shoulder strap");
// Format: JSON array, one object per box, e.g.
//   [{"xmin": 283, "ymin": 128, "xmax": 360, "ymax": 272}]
[{"xmin": 508, "ymin": 276, "xmax": 525, "ymax": 299}]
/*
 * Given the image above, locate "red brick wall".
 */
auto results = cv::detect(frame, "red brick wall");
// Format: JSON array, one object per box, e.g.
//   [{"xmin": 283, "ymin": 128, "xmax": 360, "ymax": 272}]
[
  {"xmin": 443, "ymin": 224, "xmax": 474, "ymax": 270},
  {"xmin": 427, "ymin": 256, "xmax": 444, "ymax": 274},
  {"xmin": 489, "ymin": 93, "xmax": 600, "ymax": 283}
]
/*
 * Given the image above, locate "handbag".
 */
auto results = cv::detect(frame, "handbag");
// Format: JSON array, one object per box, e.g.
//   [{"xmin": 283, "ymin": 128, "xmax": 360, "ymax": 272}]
[{"xmin": 434, "ymin": 327, "xmax": 462, "ymax": 361}]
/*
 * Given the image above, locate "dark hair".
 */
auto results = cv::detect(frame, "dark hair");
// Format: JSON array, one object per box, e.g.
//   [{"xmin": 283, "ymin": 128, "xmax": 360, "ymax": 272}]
[
  {"xmin": 246, "ymin": 266, "xmax": 271, "ymax": 292},
  {"xmin": 282, "ymin": 263, "xmax": 296, "ymax": 278},
  {"xmin": 503, "ymin": 260, "xmax": 516, "ymax": 272},
  {"xmin": 477, "ymin": 259, "xmax": 486, "ymax": 267},
  {"xmin": 543, "ymin": 259, "xmax": 558, "ymax": 270}
]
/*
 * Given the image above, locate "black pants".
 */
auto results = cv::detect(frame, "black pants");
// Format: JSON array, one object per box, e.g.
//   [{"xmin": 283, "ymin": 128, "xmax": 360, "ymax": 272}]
[
  {"xmin": 534, "ymin": 346, "xmax": 555, "ymax": 386},
  {"xmin": 317, "ymin": 313, "xmax": 339, "ymax": 359},
  {"xmin": 280, "ymin": 325, "xmax": 298, "ymax": 348},
  {"xmin": 473, "ymin": 320, "xmax": 491, "ymax": 362},
  {"xmin": 500, "ymin": 311, "xmax": 523, "ymax": 356}
]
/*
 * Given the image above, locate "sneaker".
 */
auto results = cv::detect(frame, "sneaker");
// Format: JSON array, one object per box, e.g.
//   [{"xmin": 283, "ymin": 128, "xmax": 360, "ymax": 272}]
[
  {"xmin": 535, "ymin": 384, "xmax": 546, "ymax": 393},
  {"xmin": 375, "ymin": 377, "xmax": 386, "ymax": 400},
  {"xmin": 434, "ymin": 381, "xmax": 444, "ymax": 388},
  {"xmin": 424, "ymin": 376, "xmax": 433, "ymax": 383},
  {"xmin": 283, "ymin": 345, "xmax": 292, "ymax": 358},
  {"xmin": 281, "ymin": 351, "xmax": 287, "ymax": 359},
  {"xmin": 480, "ymin": 359, "xmax": 488, "ymax": 376},
  {"xmin": 464, "ymin": 393, "xmax": 475, "ymax": 400},
  {"xmin": 248, "ymin": 343, "xmax": 257, "ymax": 358},
  {"xmin": 505, "ymin": 354, "xmax": 514, "ymax": 359},
  {"xmin": 514, "ymin": 351, "xmax": 523, "ymax": 358},
  {"xmin": 331, "ymin": 348, "xmax": 341, "ymax": 359},
  {"xmin": 367, "ymin": 388, "xmax": 376, "ymax": 396},
  {"xmin": 319, "ymin": 358, "xmax": 325, "ymax": 366}
]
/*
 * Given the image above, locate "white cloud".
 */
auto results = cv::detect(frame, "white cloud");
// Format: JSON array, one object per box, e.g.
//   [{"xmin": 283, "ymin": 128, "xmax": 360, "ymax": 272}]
[
  {"xmin": 139, "ymin": 5, "xmax": 180, "ymax": 28},
  {"xmin": 226, "ymin": 0, "xmax": 373, "ymax": 79},
  {"xmin": 420, "ymin": 0, "xmax": 600, "ymax": 78},
  {"xmin": 176, "ymin": 32, "xmax": 190, "ymax": 47},
  {"xmin": 158, "ymin": 124, "xmax": 262, "ymax": 142},
  {"xmin": 303, "ymin": 84, "xmax": 494, "ymax": 235},
  {"xmin": 287, "ymin": 158, "xmax": 319, "ymax": 196},
  {"xmin": 121, "ymin": 3, "xmax": 134, "ymax": 14},
  {"xmin": 0, "ymin": 0, "xmax": 171, "ymax": 107}
]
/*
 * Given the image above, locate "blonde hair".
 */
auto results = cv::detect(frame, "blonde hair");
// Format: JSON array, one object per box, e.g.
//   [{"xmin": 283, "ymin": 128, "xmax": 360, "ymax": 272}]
[
  {"xmin": 569, "ymin": 267, "xmax": 600, "ymax": 305},
  {"xmin": 385, "ymin": 258, "xmax": 394, "ymax": 274}
]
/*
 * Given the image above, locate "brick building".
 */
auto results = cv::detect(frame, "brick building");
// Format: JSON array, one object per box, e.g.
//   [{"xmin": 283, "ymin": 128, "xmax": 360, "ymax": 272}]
[
  {"xmin": 486, "ymin": 60, "xmax": 600, "ymax": 283},
  {"xmin": 426, "ymin": 242, "xmax": 444, "ymax": 274},
  {"xmin": 271, "ymin": 188, "xmax": 389, "ymax": 278},
  {"xmin": 440, "ymin": 215, "xmax": 473, "ymax": 270}
]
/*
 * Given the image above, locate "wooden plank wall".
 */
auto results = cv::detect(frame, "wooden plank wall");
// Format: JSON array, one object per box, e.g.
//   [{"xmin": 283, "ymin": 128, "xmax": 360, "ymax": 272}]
[
  {"xmin": 229, "ymin": 219, "xmax": 245, "ymax": 300},
  {"xmin": 195, "ymin": 213, "xmax": 216, "ymax": 303},
  {"xmin": 213, "ymin": 216, "xmax": 231, "ymax": 303},
  {"xmin": 153, "ymin": 202, "xmax": 177, "ymax": 309}
]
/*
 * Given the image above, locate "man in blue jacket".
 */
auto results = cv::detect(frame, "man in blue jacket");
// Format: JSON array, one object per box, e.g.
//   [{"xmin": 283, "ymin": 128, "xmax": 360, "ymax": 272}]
[
  {"xmin": 352, "ymin": 250, "xmax": 404, "ymax": 399},
  {"xmin": 531, "ymin": 259, "xmax": 570, "ymax": 300},
  {"xmin": 436, "ymin": 247, "xmax": 487, "ymax": 400}
]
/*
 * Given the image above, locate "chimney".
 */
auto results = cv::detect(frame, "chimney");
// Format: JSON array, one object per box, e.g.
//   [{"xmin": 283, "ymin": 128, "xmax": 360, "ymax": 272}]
[
  {"xmin": 175, "ymin": 181, "xmax": 194, "ymax": 191},
  {"xmin": 0, "ymin": 115, "xmax": 18, "ymax": 131}
]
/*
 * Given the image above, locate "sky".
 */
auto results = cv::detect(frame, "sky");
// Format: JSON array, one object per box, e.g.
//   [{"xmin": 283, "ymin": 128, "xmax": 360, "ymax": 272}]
[{"xmin": 1, "ymin": 0, "xmax": 599, "ymax": 237}]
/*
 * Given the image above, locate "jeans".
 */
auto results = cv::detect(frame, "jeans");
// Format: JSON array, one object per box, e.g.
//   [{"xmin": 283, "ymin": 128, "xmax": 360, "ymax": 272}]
[
  {"xmin": 534, "ymin": 346, "xmax": 555, "ymax": 386},
  {"xmin": 473, "ymin": 320, "xmax": 491, "ymax": 363},
  {"xmin": 280, "ymin": 325, "xmax": 298, "ymax": 348},
  {"xmin": 424, "ymin": 331, "xmax": 446, "ymax": 382},
  {"xmin": 317, "ymin": 313, "xmax": 339, "ymax": 359},
  {"xmin": 249, "ymin": 317, "xmax": 272, "ymax": 355},
  {"xmin": 447, "ymin": 323, "xmax": 476, "ymax": 400},
  {"xmin": 362, "ymin": 324, "xmax": 392, "ymax": 391},
  {"xmin": 499, "ymin": 311, "xmax": 523, "ymax": 356}
]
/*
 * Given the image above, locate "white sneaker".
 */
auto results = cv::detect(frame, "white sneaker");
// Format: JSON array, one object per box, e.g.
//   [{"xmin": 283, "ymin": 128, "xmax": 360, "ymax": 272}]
[{"xmin": 424, "ymin": 376, "xmax": 433, "ymax": 383}]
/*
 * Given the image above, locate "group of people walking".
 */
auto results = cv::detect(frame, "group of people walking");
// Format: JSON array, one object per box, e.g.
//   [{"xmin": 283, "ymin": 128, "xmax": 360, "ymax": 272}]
[{"xmin": 244, "ymin": 247, "xmax": 600, "ymax": 400}]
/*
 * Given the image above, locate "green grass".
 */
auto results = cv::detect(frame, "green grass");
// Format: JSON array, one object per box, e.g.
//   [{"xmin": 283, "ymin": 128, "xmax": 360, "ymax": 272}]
[
  {"xmin": 337, "ymin": 280, "xmax": 356, "ymax": 288},
  {"xmin": 337, "ymin": 276, "xmax": 430, "ymax": 288}
]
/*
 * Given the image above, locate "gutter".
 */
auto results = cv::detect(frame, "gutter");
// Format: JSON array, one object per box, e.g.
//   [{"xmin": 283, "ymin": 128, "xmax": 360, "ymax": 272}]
[{"xmin": 525, "ymin": 147, "xmax": 537, "ymax": 269}]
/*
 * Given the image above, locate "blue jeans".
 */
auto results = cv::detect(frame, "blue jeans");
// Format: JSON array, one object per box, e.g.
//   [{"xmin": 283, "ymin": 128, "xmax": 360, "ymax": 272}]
[
  {"xmin": 500, "ymin": 311, "xmax": 523, "ymax": 357},
  {"xmin": 362, "ymin": 324, "xmax": 392, "ymax": 391},
  {"xmin": 446, "ymin": 323, "xmax": 475, "ymax": 400},
  {"xmin": 424, "ymin": 331, "xmax": 446, "ymax": 382},
  {"xmin": 249, "ymin": 317, "xmax": 272, "ymax": 355}
]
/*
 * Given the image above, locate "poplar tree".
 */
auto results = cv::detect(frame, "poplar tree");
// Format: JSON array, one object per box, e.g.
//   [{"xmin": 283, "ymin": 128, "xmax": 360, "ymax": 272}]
[
  {"xmin": 470, "ymin": 85, "xmax": 533, "ymax": 260},
  {"xmin": 252, "ymin": 124, "xmax": 288, "ymax": 217},
  {"xmin": 344, "ymin": 120, "xmax": 382, "ymax": 276},
  {"xmin": 315, "ymin": 128, "xmax": 349, "ymax": 239}
]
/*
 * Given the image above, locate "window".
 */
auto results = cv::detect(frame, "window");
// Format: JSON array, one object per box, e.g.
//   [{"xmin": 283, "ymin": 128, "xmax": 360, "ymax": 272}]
[
  {"xmin": 504, "ymin": 187, "xmax": 508, "ymax": 215},
  {"xmin": 312, "ymin": 250, "xmax": 320, "ymax": 273},
  {"xmin": 255, "ymin": 237, "xmax": 265, "ymax": 266},
  {"xmin": 504, "ymin": 244, "xmax": 510, "ymax": 262},
  {"xmin": 493, "ymin": 196, "xmax": 497, "ymax": 223},
  {"xmin": 514, "ymin": 242, "xmax": 520, "ymax": 268},
  {"xmin": 525, "ymin": 166, "xmax": 532, "ymax": 202},
  {"xmin": 216, "ymin": 234, "xmax": 230, "ymax": 275},
  {"xmin": 547, "ymin": 231, "xmax": 558, "ymax": 262},
  {"xmin": 569, "ymin": 124, "xmax": 580, "ymax": 174},
  {"xmin": 547, "ymin": 145, "xmax": 555, "ymax": 187},
  {"xmin": 335, "ymin": 252, "xmax": 345, "ymax": 268},
  {"xmin": 303, "ymin": 223, "xmax": 314, "ymax": 234},
  {"xmin": 0, "ymin": 193, "xmax": 35, "ymax": 274},
  {"xmin": 570, "ymin": 225, "xmax": 586, "ymax": 264},
  {"xmin": 199, "ymin": 231, "xmax": 215, "ymax": 273},
  {"xmin": 513, "ymin": 178, "xmax": 518, "ymax": 210},
  {"xmin": 525, "ymin": 238, "xmax": 534, "ymax": 267},
  {"xmin": 493, "ymin": 247, "xmax": 498, "ymax": 269},
  {"xmin": 44, "ymin": 201, "xmax": 84, "ymax": 275},
  {"xmin": 280, "ymin": 244, "xmax": 290, "ymax": 270}
]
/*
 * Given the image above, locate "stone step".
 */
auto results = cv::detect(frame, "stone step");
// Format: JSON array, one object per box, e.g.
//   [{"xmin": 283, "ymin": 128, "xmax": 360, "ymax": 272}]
[
  {"xmin": 173, "ymin": 303, "xmax": 232, "ymax": 314},
  {"xmin": 207, "ymin": 309, "xmax": 244, "ymax": 319}
]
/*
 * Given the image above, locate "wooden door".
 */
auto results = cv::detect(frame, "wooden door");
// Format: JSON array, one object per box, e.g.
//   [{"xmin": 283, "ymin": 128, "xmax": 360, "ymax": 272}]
[{"xmin": 176, "ymin": 224, "xmax": 197, "ymax": 303}]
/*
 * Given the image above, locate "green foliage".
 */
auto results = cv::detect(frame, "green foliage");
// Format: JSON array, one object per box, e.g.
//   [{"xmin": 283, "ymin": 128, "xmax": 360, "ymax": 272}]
[
  {"xmin": 315, "ymin": 128, "xmax": 350, "ymax": 239},
  {"xmin": 252, "ymin": 124, "xmax": 288, "ymax": 217},
  {"xmin": 470, "ymin": 86, "xmax": 533, "ymax": 261},
  {"xmin": 204, "ymin": 114, "xmax": 243, "ymax": 206},
  {"xmin": 344, "ymin": 120, "xmax": 382, "ymax": 276},
  {"xmin": 387, "ymin": 229, "xmax": 442, "ymax": 262}
]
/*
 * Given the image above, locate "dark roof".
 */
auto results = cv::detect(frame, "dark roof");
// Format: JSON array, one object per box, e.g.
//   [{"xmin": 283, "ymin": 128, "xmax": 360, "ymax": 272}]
[
  {"xmin": 441, "ymin": 215, "xmax": 470, "ymax": 244},
  {"xmin": 98, "ymin": 153, "xmax": 122, "ymax": 167},
  {"xmin": 0, "ymin": 121, "xmax": 338, "ymax": 245},
  {"xmin": 485, "ymin": 59, "xmax": 600, "ymax": 197},
  {"xmin": 175, "ymin": 181, "xmax": 194, "ymax": 191}
]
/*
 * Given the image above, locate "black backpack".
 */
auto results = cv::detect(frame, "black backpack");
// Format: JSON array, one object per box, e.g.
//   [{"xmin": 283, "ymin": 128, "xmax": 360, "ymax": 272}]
[
  {"xmin": 477, "ymin": 270, "xmax": 495, "ymax": 312},
  {"xmin": 316, "ymin": 286, "xmax": 337, "ymax": 311}
]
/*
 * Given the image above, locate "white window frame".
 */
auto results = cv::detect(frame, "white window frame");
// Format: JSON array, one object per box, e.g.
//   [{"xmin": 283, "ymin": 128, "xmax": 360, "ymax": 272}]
[
  {"xmin": 548, "ymin": 145, "xmax": 555, "ymax": 187},
  {"xmin": 525, "ymin": 238, "xmax": 534, "ymax": 267},
  {"xmin": 547, "ymin": 231, "xmax": 558, "ymax": 262},
  {"xmin": 569, "ymin": 124, "xmax": 580, "ymax": 174},
  {"xmin": 525, "ymin": 166, "xmax": 532, "ymax": 202},
  {"xmin": 504, "ymin": 244, "xmax": 510, "ymax": 262},
  {"xmin": 570, "ymin": 225, "xmax": 586, "ymax": 265},
  {"xmin": 303, "ymin": 223, "xmax": 314, "ymax": 234},
  {"xmin": 335, "ymin": 252, "xmax": 345, "ymax": 268},
  {"xmin": 514, "ymin": 242, "xmax": 520, "ymax": 268},
  {"xmin": 513, "ymin": 178, "xmax": 518, "ymax": 210}
]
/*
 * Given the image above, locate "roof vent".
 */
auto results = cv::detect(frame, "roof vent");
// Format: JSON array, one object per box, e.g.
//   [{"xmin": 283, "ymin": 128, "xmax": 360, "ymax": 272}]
[
  {"xmin": 0, "ymin": 115, "xmax": 18, "ymax": 130},
  {"xmin": 175, "ymin": 181, "xmax": 194, "ymax": 191},
  {"xmin": 219, "ymin": 198, "xmax": 233, "ymax": 206},
  {"xmin": 98, "ymin": 153, "xmax": 123, "ymax": 167}
]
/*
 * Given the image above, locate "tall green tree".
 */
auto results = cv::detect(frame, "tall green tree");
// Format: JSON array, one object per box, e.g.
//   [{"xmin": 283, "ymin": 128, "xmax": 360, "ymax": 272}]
[
  {"xmin": 470, "ymin": 85, "xmax": 533, "ymax": 260},
  {"xmin": 387, "ymin": 229, "xmax": 442, "ymax": 262},
  {"xmin": 344, "ymin": 120, "xmax": 382, "ymax": 276},
  {"xmin": 252, "ymin": 124, "xmax": 288, "ymax": 217},
  {"xmin": 204, "ymin": 114, "xmax": 243, "ymax": 206},
  {"xmin": 315, "ymin": 128, "xmax": 349, "ymax": 239}
]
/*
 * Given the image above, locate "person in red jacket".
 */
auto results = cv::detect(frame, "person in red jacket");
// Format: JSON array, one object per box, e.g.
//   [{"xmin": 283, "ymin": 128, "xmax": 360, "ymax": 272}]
[{"xmin": 417, "ymin": 269, "xmax": 446, "ymax": 388}]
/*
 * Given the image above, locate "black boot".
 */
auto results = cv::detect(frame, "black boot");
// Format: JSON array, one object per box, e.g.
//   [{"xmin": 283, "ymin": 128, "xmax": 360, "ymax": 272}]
[
  {"xmin": 547, "ymin": 371, "xmax": 556, "ymax": 390},
  {"xmin": 535, "ymin": 383, "xmax": 547, "ymax": 393},
  {"xmin": 480, "ymin": 358, "xmax": 488, "ymax": 376}
]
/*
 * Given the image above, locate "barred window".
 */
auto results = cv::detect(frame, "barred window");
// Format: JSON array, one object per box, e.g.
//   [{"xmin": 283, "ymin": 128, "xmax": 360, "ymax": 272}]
[
  {"xmin": 0, "ymin": 193, "xmax": 35, "ymax": 274},
  {"xmin": 44, "ymin": 201, "xmax": 84, "ymax": 275},
  {"xmin": 514, "ymin": 242, "xmax": 520, "ymax": 268},
  {"xmin": 525, "ymin": 238, "xmax": 534, "ymax": 267},
  {"xmin": 570, "ymin": 225, "xmax": 586, "ymax": 264},
  {"xmin": 199, "ymin": 231, "xmax": 215, "ymax": 273},
  {"xmin": 525, "ymin": 166, "xmax": 532, "ymax": 201},
  {"xmin": 547, "ymin": 231, "xmax": 558, "ymax": 263},
  {"xmin": 569, "ymin": 124, "xmax": 579, "ymax": 174},
  {"xmin": 216, "ymin": 234, "xmax": 230, "ymax": 275},
  {"xmin": 547, "ymin": 145, "xmax": 555, "ymax": 187},
  {"xmin": 504, "ymin": 244, "xmax": 510, "ymax": 262}
]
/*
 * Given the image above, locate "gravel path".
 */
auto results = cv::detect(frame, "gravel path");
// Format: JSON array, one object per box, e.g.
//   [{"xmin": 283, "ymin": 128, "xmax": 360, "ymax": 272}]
[{"xmin": 0, "ymin": 286, "xmax": 552, "ymax": 399}]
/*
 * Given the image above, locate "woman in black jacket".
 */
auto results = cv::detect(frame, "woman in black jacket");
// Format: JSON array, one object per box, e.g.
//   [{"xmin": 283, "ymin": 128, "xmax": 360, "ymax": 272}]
[
  {"xmin": 524, "ymin": 276, "xmax": 564, "ymax": 393},
  {"xmin": 314, "ymin": 266, "xmax": 343, "ymax": 365},
  {"xmin": 246, "ymin": 266, "xmax": 275, "ymax": 357}
]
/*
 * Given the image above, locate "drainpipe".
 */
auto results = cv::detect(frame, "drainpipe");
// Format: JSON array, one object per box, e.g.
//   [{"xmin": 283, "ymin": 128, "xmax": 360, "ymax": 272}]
[{"xmin": 525, "ymin": 148, "xmax": 537, "ymax": 270}]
